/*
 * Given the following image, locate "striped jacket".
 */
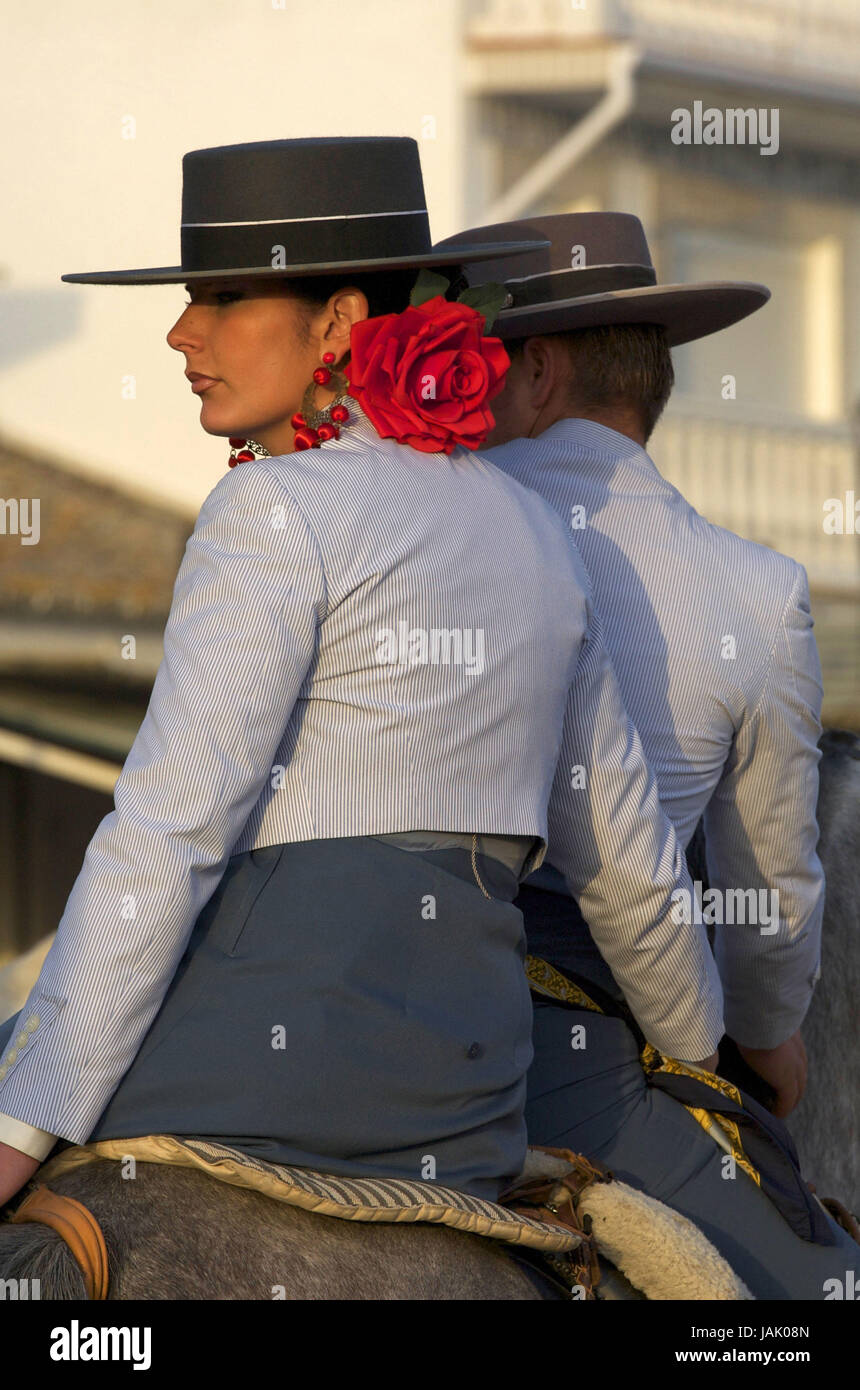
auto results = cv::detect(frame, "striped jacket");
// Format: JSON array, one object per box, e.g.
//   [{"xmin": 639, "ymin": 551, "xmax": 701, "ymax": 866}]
[
  {"xmin": 0, "ymin": 403, "xmax": 723, "ymax": 1159},
  {"xmin": 486, "ymin": 416, "xmax": 824, "ymax": 1051}
]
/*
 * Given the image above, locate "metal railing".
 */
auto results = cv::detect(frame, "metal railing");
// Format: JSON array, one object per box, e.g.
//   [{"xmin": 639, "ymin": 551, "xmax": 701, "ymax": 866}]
[
  {"xmin": 652, "ymin": 398, "xmax": 859, "ymax": 593},
  {"xmin": 468, "ymin": 0, "xmax": 860, "ymax": 90}
]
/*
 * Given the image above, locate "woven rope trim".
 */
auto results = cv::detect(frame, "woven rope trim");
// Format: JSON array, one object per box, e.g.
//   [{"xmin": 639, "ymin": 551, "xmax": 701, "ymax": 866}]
[{"xmin": 38, "ymin": 1135, "xmax": 582, "ymax": 1253}]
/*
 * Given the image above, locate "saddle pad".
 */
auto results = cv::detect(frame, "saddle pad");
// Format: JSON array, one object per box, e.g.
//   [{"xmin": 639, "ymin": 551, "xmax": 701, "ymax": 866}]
[{"xmin": 38, "ymin": 1135, "xmax": 582, "ymax": 1254}]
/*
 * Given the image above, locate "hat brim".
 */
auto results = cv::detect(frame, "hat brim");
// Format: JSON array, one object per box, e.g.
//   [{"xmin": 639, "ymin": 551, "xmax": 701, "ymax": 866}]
[
  {"xmin": 60, "ymin": 240, "xmax": 550, "ymax": 286},
  {"xmin": 495, "ymin": 280, "xmax": 770, "ymax": 347}
]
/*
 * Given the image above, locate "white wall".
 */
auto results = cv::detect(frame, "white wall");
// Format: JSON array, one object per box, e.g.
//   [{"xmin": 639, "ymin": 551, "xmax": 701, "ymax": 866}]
[{"xmin": 1, "ymin": 0, "xmax": 466, "ymax": 514}]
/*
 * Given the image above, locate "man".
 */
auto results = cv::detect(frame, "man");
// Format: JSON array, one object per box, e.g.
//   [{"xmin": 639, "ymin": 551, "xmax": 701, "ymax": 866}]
[{"xmin": 435, "ymin": 214, "xmax": 856, "ymax": 1297}]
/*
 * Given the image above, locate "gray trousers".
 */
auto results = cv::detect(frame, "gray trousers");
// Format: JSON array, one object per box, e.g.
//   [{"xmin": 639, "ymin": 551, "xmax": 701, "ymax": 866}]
[
  {"xmin": 1, "ymin": 835, "xmax": 534, "ymax": 1202},
  {"xmin": 520, "ymin": 886, "xmax": 859, "ymax": 1301}
]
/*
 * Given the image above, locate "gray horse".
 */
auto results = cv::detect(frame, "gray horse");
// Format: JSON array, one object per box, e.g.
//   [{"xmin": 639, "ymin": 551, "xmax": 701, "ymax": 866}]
[
  {"xmin": 781, "ymin": 729, "xmax": 859, "ymax": 1209},
  {"xmin": 0, "ymin": 1159, "xmax": 564, "ymax": 1299},
  {"xmin": 0, "ymin": 732, "xmax": 855, "ymax": 1298}
]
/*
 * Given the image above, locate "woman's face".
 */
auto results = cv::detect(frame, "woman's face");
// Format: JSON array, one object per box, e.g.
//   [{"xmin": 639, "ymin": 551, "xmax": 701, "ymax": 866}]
[{"xmin": 166, "ymin": 276, "xmax": 365, "ymax": 456}]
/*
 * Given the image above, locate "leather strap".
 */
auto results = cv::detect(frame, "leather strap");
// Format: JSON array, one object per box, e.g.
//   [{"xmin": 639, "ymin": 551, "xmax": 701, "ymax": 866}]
[
  {"xmin": 498, "ymin": 1147, "xmax": 610, "ymax": 1298},
  {"xmin": 9, "ymin": 1184, "xmax": 109, "ymax": 1299}
]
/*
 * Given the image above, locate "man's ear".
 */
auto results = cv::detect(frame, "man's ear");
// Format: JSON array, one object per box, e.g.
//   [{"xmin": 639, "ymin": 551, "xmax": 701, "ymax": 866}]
[{"xmin": 521, "ymin": 336, "xmax": 560, "ymax": 411}]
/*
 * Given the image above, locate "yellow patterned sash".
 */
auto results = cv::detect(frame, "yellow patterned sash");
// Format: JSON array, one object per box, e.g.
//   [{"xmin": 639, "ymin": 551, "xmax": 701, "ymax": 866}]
[
  {"xmin": 525, "ymin": 954, "xmax": 760, "ymax": 1187},
  {"xmin": 525, "ymin": 954, "xmax": 604, "ymax": 1013}
]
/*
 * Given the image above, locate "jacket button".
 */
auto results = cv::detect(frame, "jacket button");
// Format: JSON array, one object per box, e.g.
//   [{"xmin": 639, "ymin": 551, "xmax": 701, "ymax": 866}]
[
  {"xmin": 15, "ymin": 1031, "xmax": 28, "ymax": 1049},
  {"xmin": 467, "ymin": 1042, "xmax": 483, "ymax": 1059},
  {"xmin": 5, "ymin": 1049, "xmax": 16, "ymax": 1064},
  {"xmin": 25, "ymin": 1015, "xmax": 39, "ymax": 1031}
]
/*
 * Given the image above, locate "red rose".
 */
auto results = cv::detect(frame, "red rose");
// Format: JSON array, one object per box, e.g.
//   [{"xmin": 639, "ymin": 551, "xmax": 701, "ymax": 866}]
[{"xmin": 345, "ymin": 295, "xmax": 510, "ymax": 455}]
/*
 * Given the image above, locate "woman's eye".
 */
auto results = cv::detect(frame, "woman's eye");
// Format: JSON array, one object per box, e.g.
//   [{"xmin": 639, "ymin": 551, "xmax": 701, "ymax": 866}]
[{"xmin": 183, "ymin": 290, "xmax": 242, "ymax": 307}]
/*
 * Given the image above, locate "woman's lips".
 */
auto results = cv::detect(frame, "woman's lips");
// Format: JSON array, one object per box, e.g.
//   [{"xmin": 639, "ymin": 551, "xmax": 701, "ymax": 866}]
[{"xmin": 190, "ymin": 377, "xmax": 219, "ymax": 394}]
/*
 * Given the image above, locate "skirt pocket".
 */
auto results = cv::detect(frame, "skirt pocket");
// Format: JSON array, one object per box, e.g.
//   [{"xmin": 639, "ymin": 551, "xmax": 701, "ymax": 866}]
[{"xmin": 222, "ymin": 844, "xmax": 287, "ymax": 957}]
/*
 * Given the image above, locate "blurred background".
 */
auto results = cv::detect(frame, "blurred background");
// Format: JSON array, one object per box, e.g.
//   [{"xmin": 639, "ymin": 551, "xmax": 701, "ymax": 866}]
[{"xmin": 1, "ymin": 0, "xmax": 857, "ymax": 954}]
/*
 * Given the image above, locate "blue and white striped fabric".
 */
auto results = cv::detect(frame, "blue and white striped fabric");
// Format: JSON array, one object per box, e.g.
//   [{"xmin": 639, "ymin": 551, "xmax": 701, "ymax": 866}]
[
  {"xmin": 0, "ymin": 403, "xmax": 723, "ymax": 1159},
  {"xmin": 486, "ymin": 416, "xmax": 824, "ymax": 1051}
]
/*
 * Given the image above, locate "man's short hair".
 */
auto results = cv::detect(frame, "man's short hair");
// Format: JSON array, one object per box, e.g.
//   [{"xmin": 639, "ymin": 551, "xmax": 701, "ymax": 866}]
[{"xmin": 507, "ymin": 322, "xmax": 675, "ymax": 443}]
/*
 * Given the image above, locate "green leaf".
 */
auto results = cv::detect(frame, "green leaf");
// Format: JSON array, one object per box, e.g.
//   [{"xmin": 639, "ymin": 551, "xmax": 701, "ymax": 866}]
[
  {"xmin": 409, "ymin": 269, "xmax": 451, "ymax": 307},
  {"xmin": 457, "ymin": 281, "xmax": 510, "ymax": 331}
]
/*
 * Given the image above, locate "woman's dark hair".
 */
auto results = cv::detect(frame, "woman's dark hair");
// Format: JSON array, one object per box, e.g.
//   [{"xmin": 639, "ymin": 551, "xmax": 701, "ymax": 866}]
[
  {"xmin": 278, "ymin": 269, "xmax": 417, "ymax": 335},
  {"xmin": 277, "ymin": 265, "xmax": 467, "ymax": 343}
]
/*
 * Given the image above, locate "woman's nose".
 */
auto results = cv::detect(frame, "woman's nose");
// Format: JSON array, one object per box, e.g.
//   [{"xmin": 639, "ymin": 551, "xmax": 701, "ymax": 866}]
[{"xmin": 166, "ymin": 306, "xmax": 203, "ymax": 353}]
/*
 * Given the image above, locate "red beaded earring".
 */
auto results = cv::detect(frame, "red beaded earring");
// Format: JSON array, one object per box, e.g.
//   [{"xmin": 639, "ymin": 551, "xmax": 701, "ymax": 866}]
[
  {"xmin": 226, "ymin": 352, "xmax": 352, "ymax": 467},
  {"xmin": 291, "ymin": 351, "xmax": 352, "ymax": 451}
]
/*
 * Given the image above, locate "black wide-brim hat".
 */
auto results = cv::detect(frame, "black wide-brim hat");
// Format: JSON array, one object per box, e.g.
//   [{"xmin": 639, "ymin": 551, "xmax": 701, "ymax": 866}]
[
  {"xmin": 434, "ymin": 213, "xmax": 770, "ymax": 347},
  {"xmin": 60, "ymin": 138, "xmax": 548, "ymax": 286}
]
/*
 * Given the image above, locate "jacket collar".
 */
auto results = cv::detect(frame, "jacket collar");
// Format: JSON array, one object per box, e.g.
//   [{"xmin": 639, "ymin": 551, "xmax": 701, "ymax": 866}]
[
  {"xmin": 487, "ymin": 415, "xmax": 675, "ymax": 496},
  {"xmin": 534, "ymin": 415, "xmax": 649, "ymax": 464}
]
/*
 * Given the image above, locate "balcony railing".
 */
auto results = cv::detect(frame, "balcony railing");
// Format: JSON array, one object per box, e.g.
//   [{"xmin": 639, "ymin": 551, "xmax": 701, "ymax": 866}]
[
  {"xmin": 468, "ymin": 0, "xmax": 860, "ymax": 92},
  {"xmin": 652, "ymin": 398, "xmax": 859, "ymax": 594}
]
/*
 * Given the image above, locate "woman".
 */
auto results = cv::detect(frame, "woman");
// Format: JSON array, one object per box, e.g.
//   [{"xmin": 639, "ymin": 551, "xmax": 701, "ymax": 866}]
[{"xmin": 0, "ymin": 137, "xmax": 721, "ymax": 1208}]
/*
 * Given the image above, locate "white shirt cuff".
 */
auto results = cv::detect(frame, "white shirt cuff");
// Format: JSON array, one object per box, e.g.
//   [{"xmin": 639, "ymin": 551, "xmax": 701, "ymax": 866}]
[{"xmin": 0, "ymin": 1111, "xmax": 57, "ymax": 1161}]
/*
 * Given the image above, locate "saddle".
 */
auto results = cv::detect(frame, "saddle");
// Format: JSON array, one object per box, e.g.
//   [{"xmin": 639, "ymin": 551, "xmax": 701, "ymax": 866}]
[
  {"xmin": 5, "ymin": 1137, "xmax": 598, "ymax": 1301},
  {"xmin": 4, "ymin": 1134, "xmax": 757, "ymax": 1301}
]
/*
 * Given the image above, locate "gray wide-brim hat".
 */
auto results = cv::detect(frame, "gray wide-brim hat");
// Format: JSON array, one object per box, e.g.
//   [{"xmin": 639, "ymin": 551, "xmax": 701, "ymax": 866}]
[
  {"xmin": 60, "ymin": 138, "xmax": 548, "ymax": 286},
  {"xmin": 434, "ymin": 213, "xmax": 770, "ymax": 347}
]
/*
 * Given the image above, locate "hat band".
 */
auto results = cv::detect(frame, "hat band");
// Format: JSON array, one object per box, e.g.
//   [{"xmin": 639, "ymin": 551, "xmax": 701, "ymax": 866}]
[
  {"xmin": 508, "ymin": 263, "xmax": 657, "ymax": 309},
  {"xmin": 180, "ymin": 209, "xmax": 433, "ymax": 273}
]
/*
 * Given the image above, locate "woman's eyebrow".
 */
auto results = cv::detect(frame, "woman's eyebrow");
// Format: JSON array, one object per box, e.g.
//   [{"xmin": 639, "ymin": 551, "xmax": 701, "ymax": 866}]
[{"xmin": 185, "ymin": 281, "xmax": 241, "ymax": 294}]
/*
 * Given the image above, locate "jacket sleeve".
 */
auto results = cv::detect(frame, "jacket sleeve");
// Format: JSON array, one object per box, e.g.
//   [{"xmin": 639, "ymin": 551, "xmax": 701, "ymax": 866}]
[
  {"xmin": 0, "ymin": 462, "xmax": 327, "ymax": 1144},
  {"xmin": 704, "ymin": 564, "xmax": 824, "ymax": 1049},
  {"xmin": 546, "ymin": 551, "xmax": 725, "ymax": 1062}
]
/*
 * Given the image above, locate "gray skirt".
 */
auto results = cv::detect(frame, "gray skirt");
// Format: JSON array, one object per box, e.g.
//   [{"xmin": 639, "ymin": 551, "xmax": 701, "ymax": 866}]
[{"xmin": 83, "ymin": 834, "xmax": 533, "ymax": 1200}]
